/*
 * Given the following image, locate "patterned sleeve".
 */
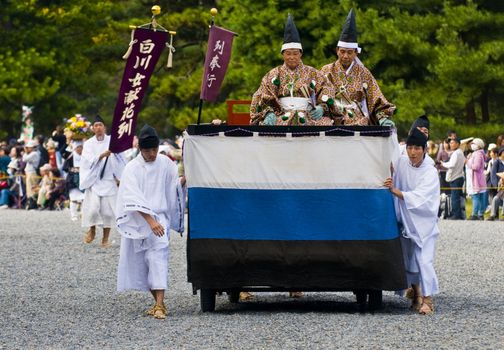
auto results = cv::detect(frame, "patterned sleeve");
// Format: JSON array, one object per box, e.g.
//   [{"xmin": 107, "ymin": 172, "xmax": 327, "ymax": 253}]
[
  {"xmin": 362, "ymin": 68, "xmax": 396, "ymax": 120},
  {"xmin": 250, "ymin": 68, "xmax": 282, "ymax": 125},
  {"xmin": 318, "ymin": 63, "xmax": 343, "ymax": 122},
  {"xmin": 314, "ymin": 69, "xmax": 335, "ymax": 115}
]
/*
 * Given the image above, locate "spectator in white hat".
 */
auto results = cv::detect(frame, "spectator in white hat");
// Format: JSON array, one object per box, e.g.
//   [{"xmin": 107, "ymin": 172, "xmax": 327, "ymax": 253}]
[
  {"xmin": 36, "ymin": 163, "xmax": 53, "ymax": 209},
  {"xmin": 22, "ymin": 140, "xmax": 40, "ymax": 208}
]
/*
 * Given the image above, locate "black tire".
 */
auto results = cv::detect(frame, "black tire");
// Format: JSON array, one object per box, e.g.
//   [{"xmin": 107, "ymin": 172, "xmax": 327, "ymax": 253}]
[
  {"xmin": 355, "ymin": 291, "xmax": 367, "ymax": 304},
  {"xmin": 200, "ymin": 289, "xmax": 216, "ymax": 312},
  {"xmin": 228, "ymin": 291, "xmax": 240, "ymax": 304},
  {"xmin": 355, "ymin": 291, "xmax": 368, "ymax": 312},
  {"xmin": 368, "ymin": 290, "xmax": 383, "ymax": 311}
]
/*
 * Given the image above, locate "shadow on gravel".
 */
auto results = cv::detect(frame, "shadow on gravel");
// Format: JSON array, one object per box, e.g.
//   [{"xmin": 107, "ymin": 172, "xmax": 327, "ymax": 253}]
[
  {"xmin": 433, "ymin": 294, "xmax": 504, "ymax": 315},
  {"xmin": 207, "ymin": 295, "xmax": 409, "ymax": 315}
]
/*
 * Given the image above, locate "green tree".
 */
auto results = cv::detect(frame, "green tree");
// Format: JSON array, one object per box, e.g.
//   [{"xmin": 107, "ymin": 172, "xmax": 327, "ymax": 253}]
[{"xmin": 1, "ymin": 0, "xmax": 503, "ymax": 144}]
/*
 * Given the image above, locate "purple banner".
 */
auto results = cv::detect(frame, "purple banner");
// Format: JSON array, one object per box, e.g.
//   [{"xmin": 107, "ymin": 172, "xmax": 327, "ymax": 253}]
[
  {"xmin": 200, "ymin": 26, "xmax": 236, "ymax": 102},
  {"xmin": 110, "ymin": 28, "xmax": 167, "ymax": 153}
]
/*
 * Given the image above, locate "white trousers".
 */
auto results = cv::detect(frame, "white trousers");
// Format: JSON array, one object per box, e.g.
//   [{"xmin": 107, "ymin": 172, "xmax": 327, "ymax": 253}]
[
  {"xmin": 401, "ymin": 235, "xmax": 439, "ymax": 297},
  {"xmin": 69, "ymin": 189, "xmax": 84, "ymax": 220},
  {"xmin": 81, "ymin": 188, "xmax": 116, "ymax": 228},
  {"xmin": 117, "ymin": 236, "xmax": 169, "ymax": 292}
]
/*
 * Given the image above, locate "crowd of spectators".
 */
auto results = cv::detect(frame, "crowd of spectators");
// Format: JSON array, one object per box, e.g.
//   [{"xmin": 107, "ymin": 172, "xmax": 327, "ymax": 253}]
[
  {"xmin": 2, "ymin": 122, "xmax": 503, "ymax": 223},
  {"xmin": 0, "ymin": 124, "xmax": 183, "ymax": 220},
  {"xmin": 425, "ymin": 131, "xmax": 504, "ymax": 221}
]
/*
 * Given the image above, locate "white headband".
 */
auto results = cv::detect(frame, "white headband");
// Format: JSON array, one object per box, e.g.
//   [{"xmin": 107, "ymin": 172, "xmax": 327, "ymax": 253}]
[
  {"xmin": 337, "ymin": 41, "xmax": 362, "ymax": 53},
  {"xmin": 281, "ymin": 42, "xmax": 303, "ymax": 53}
]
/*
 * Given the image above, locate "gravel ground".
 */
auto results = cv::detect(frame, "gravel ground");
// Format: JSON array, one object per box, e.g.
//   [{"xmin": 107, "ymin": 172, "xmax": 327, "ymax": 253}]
[{"xmin": 0, "ymin": 210, "xmax": 503, "ymax": 349}]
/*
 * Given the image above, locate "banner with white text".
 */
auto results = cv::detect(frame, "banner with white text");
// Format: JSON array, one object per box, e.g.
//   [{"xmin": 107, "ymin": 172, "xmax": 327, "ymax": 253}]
[{"xmin": 110, "ymin": 28, "xmax": 166, "ymax": 153}]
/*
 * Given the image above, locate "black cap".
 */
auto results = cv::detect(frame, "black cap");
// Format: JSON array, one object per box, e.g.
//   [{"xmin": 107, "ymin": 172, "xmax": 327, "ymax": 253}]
[
  {"xmin": 93, "ymin": 114, "xmax": 105, "ymax": 125},
  {"xmin": 406, "ymin": 127, "xmax": 428, "ymax": 148},
  {"xmin": 339, "ymin": 9, "xmax": 358, "ymax": 45},
  {"xmin": 281, "ymin": 14, "xmax": 302, "ymax": 52},
  {"xmin": 138, "ymin": 124, "xmax": 159, "ymax": 149},
  {"xmin": 409, "ymin": 115, "xmax": 430, "ymax": 137}
]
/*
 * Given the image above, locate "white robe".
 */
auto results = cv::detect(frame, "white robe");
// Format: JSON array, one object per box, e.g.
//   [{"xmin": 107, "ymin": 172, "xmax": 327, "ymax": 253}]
[
  {"xmin": 116, "ymin": 154, "xmax": 185, "ymax": 292},
  {"xmin": 80, "ymin": 135, "xmax": 126, "ymax": 228},
  {"xmin": 394, "ymin": 154, "xmax": 440, "ymax": 296},
  {"xmin": 69, "ymin": 151, "xmax": 85, "ymax": 202}
]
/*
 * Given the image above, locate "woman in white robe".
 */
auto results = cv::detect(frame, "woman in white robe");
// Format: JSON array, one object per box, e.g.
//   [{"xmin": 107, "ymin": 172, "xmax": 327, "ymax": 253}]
[{"xmin": 384, "ymin": 123, "xmax": 440, "ymax": 315}]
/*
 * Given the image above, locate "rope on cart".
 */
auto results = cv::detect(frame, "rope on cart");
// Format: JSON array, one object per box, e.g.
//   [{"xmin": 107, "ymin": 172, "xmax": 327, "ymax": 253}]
[{"xmin": 194, "ymin": 126, "xmax": 394, "ymax": 137}]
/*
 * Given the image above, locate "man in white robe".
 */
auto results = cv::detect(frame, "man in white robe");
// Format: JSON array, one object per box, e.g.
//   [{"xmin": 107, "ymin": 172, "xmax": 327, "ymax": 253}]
[
  {"xmin": 80, "ymin": 115, "xmax": 126, "ymax": 247},
  {"xmin": 116, "ymin": 124, "xmax": 185, "ymax": 320},
  {"xmin": 384, "ymin": 118, "xmax": 440, "ymax": 315}
]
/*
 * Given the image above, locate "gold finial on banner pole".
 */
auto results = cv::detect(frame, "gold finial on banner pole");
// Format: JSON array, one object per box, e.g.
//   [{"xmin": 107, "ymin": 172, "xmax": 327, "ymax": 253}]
[
  {"xmin": 150, "ymin": 5, "xmax": 161, "ymax": 31},
  {"xmin": 123, "ymin": 5, "xmax": 176, "ymax": 67},
  {"xmin": 210, "ymin": 8, "xmax": 218, "ymax": 27},
  {"xmin": 152, "ymin": 5, "xmax": 161, "ymax": 16}
]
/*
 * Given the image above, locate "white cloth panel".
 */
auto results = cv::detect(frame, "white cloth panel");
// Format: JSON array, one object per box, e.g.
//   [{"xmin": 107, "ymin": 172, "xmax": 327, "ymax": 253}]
[{"xmin": 184, "ymin": 132, "xmax": 398, "ymax": 190}]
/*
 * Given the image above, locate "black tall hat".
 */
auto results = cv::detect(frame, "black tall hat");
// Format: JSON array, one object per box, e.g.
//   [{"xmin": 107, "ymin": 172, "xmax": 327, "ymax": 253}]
[
  {"xmin": 93, "ymin": 114, "xmax": 105, "ymax": 125},
  {"xmin": 338, "ymin": 9, "xmax": 361, "ymax": 53},
  {"xmin": 407, "ymin": 115, "xmax": 429, "ymax": 147},
  {"xmin": 281, "ymin": 14, "xmax": 302, "ymax": 53},
  {"xmin": 138, "ymin": 124, "xmax": 160, "ymax": 149},
  {"xmin": 409, "ymin": 115, "xmax": 430, "ymax": 134},
  {"xmin": 406, "ymin": 122, "xmax": 428, "ymax": 147}
]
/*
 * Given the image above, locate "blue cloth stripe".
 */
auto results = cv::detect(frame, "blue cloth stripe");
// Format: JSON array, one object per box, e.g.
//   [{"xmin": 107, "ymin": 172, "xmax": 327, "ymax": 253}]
[{"xmin": 189, "ymin": 188, "xmax": 399, "ymax": 241}]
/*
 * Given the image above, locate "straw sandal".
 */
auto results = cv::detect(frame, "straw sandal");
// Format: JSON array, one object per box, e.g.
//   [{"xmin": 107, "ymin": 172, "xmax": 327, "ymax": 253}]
[
  {"xmin": 145, "ymin": 303, "xmax": 167, "ymax": 316},
  {"xmin": 152, "ymin": 304, "xmax": 167, "ymax": 319},
  {"xmin": 100, "ymin": 239, "xmax": 112, "ymax": 248},
  {"xmin": 100, "ymin": 231, "xmax": 111, "ymax": 248},
  {"xmin": 405, "ymin": 287, "xmax": 423, "ymax": 311},
  {"xmin": 83, "ymin": 229, "xmax": 96, "ymax": 244},
  {"xmin": 289, "ymin": 291, "xmax": 304, "ymax": 298},
  {"xmin": 239, "ymin": 292, "xmax": 254, "ymax": 301},
  {"xmin": 405, "ymin": 287, "xmax": 415, "ymax": 299},
  {"xmin": 418, "ymin": 296, "xmax": 434, "ymax": 315}
]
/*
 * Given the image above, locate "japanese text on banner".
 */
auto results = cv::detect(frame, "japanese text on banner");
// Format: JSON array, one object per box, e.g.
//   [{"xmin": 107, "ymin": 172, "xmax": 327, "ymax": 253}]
[
  {"xmin": 109, "ymin": 29, "xmax": 167, "ymax": 153},
  {"xmin": 200, "ymin": 26, "xmax": 237, "ymax": 102}
]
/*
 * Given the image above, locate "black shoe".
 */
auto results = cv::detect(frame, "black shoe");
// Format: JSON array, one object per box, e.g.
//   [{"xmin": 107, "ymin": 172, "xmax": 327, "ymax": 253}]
[
  {"xmin": 477, "ymin": 216, "xmax": 484, "ymax": 220},
  {"xmin": 447, "ymin": 216, "xmax": 463, "ymax": 220},
  {"xmin": 467, "ymin": 216, "xmax": 478, "ymax": 220},
  {"xmin": 486, "ymin": 216, "xmax": 496, "ymax": 221}
]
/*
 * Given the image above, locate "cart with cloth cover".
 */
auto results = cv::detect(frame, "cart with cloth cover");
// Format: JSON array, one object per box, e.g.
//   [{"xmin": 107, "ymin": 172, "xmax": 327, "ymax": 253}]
[{"xmin": 183, "ymin": 124, "xmax": 406, "ymax": 312}]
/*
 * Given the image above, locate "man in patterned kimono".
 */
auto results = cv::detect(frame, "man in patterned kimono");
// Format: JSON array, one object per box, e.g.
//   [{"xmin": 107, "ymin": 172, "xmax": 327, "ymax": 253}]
[
  {"xmin": 250, "ymin": 14, "xmax": 335, "ymax": 126},
  {"xmin": 320, "ymin": 9, "xmax": 395, "ymax": 126}
]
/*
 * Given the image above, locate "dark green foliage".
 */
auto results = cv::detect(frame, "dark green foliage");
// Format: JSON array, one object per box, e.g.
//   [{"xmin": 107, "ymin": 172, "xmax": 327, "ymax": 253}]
[{"xmin": 0, "ymin": 0, "xmax": 502, "ymax": 143}]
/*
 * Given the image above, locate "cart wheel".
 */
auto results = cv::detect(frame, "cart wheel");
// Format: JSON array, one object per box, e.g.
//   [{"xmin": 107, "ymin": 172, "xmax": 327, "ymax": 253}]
[
  {"xmin": 228, "ymin": 291, "xmax": 240, "ymax": 304},
  {"xmin": 368, "ymin": 290, "xmax": 383, "ymax": 311},
  {"xmin": 355, "ymin": 291, "xmax": 367, "ymax": 304},
  {"xmin": 200, "ymin": 289, "xmax": 216, "ymax": 312},
  {"xmin": 355, "ymin": 291, "xmax": 367, "ymax": 312}
]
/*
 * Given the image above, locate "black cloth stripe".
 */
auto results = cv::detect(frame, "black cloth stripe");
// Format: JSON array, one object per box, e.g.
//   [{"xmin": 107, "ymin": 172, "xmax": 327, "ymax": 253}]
[{"xmin": 188, "ymin": 238, "xmax": 407, "ymax": 291}]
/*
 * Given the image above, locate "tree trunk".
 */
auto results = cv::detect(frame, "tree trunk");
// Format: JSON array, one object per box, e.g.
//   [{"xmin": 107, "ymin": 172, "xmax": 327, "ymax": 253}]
[
  {"xmin": 465, "ymin": 100, "xmax": 476, "ymax": 125},
  {"xmin": 480, "ymin": 88, "xmax": 489, "ymax": 123}
]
